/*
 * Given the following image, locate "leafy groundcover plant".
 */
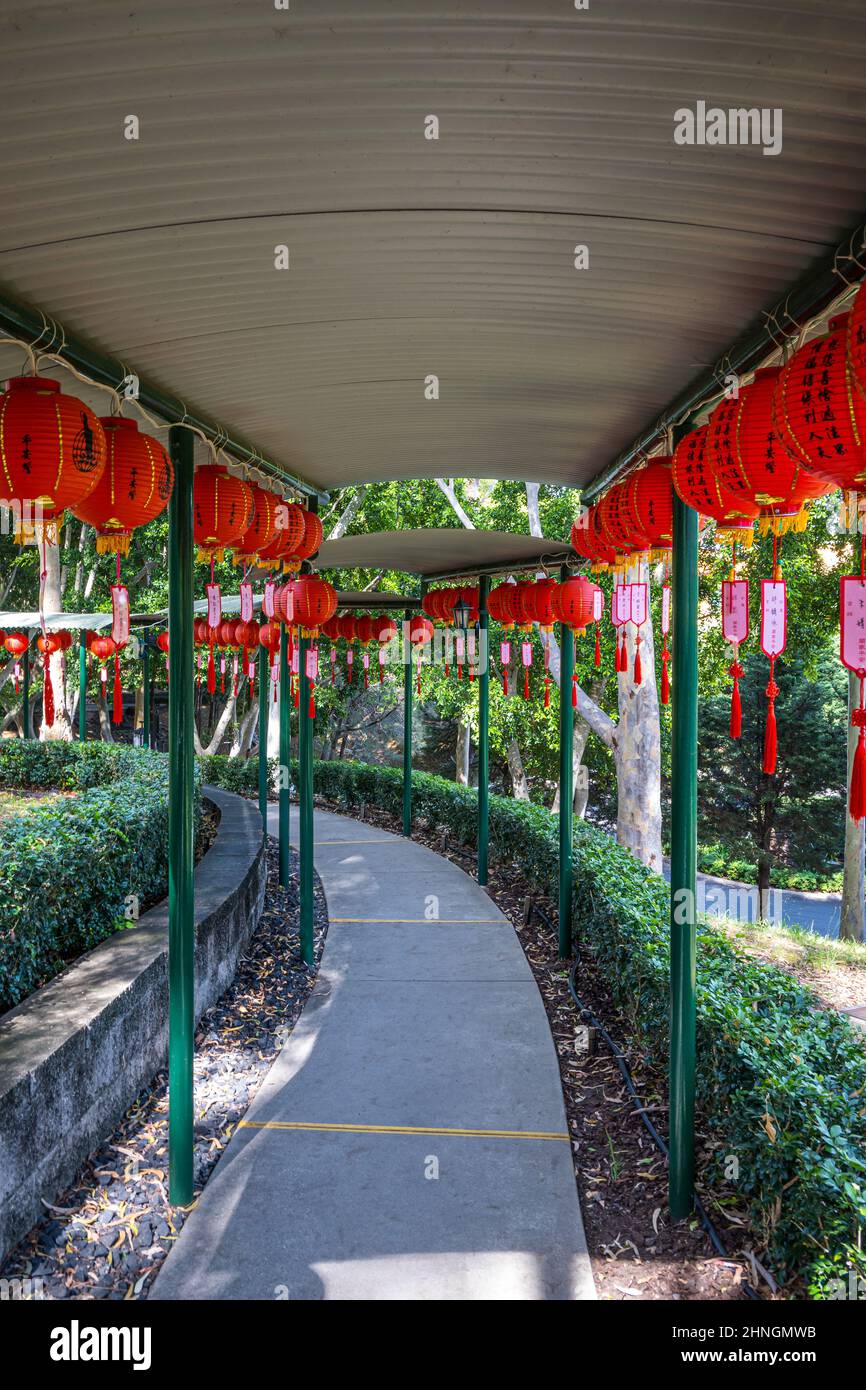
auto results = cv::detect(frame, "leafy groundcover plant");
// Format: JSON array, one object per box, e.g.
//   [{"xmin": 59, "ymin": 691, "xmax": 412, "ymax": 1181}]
[
  {"xmin": 0, "ymin": 743, "xmax": 200, "ymax": 1012},
  {"xmin": 202, "ymin": 751, "xmax": 866, "ymax": 1299}
]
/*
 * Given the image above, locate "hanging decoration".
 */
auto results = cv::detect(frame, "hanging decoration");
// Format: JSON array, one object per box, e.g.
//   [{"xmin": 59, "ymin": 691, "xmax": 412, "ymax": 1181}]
[
  {"xmin": 593, "ymin": 586, "xmax": 604, "ymax": 670},
  {"xmin": 841, "ymin": 559, "xmax": 866, "ymax": 821},
  {"xmin": 233, "ymin": 486, "xmax": 280, "ymax": 566},
  {"xmin": 660, "ymin": 582, "xmax": 671, "ymax": 705},
  {"xmin": 259, "ymin": 621, "xmax": 282, "ymax": 701},
  {"xmin": 193, "ymin": 464, "xmax": 254, "ymax": 562},
  {"xmin": 672, "ymin": 424, "xmax": 759, "ymax": 546},
  {"xmin": 611, "ymin": 578, "xmax": 630, "ymax": 673},
  {"xmin": 759, "ymin": 550, "xmax": 787, "ymax": 775},
  {"xmin": 552, "ymin": 575, "xmax": 597, "ymax": 708},
  {"xmin": 156, "ymin": 629, "xmax": 170, "ymax": 677},
  {"xmin": 71, "ymin": 417, "xmax": 173, "ymax": 553},
  {"xmin": 629, "ymin": 579, "xmax": 648, "ymax": 686},
  {"xmin": 488, "ymin": 581, "xmax": 520, "ymax": 630},
  {"xmin": 408, "ymin": 615, "xmax": 434, "ymax": 694},
  {"xmin": 338, "ymin": 613, "xmax": 357, "ymax": 681},
  {"xmin": 36, "ymin": 630, "xmax": 71, "ymax": 727},
  {"xmin": 0, "ymin": 377, "xmax": 107, "ymax": 542},
  {"xmin": 284, "ymin": 510, "xmax": 324, "ymax": 572},
  {"xmin": 721, "ymin": 576, "xmax": 749, "ymax": 738},
  {"xmin": 775, "ymin": 313, "xmax": 866, "ymax": 498},
  {"xmin": 376, "ymin": 616, "xmax": 398, "ymax": 683},
  {"xmin": 3, "ymin": 632, "xmax": 28, "ymax": 693},
  {"xmin": 88, "ymin": 632, "xmax": 118, "ymax": 714},
  {"xmin": 257, "ymin": 501, "xmax": 307, "ymax": 571}
]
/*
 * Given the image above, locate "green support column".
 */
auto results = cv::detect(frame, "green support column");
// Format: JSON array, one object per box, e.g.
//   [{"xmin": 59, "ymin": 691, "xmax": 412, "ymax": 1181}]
[
  {"xmin": 22, "ymin": 641, "xmax": 30, "ymax": 739},
  {"xmin": 402, "ymin": 606, "xmax": 414, "ymax": 837},
  {"xmin": 258, "ymin": 642, "xmax": 269, "ymax": 831},
  {"xmin": 78, "ymin": 634, "xmax": 87, "ymax": 742},
  {"xmin": 669, "ymin": 479, "xmax": 699, "ymax": 1222},
  {"xmin": 141, "ymin": 640, "xmax": 150, "ymax": 749},
  {"xmin": 558, "ymin": 564, "xmax": 574, "ymax": 959},
  {"xmin": 477, "ymin": 575, "xmax": 490, "ymax": 884},
  {"xmin": 298, "ymin": 629, "xmax": 314, "ymax": 965},
  {"xmin": 278, "ymin": 624, "xmax": 291, "ymax": 887},
  {"xmin": 167, "ymin": 425, "xmax": 195, "ymax": 1207}
]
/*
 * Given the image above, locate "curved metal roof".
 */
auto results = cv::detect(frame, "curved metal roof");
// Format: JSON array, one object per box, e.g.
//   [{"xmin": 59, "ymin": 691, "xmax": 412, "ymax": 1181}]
[
  {"xmin": 313, "ymin": 528, "xmax": 574, "ymax": 578},
  {"xmin": 1, "ymin": 1, "xmax": 865, "ymax": 491}
]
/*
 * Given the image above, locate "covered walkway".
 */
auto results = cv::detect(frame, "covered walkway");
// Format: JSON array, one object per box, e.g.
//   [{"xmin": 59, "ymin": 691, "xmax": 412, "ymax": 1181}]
[{"xmin": 153, "ymin": 807, "xmax": 593, "ymax": 1301}]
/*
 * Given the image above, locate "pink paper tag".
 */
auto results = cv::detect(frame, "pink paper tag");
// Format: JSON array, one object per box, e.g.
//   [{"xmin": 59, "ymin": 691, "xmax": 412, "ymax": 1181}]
[
  {"xmin": 592, "ymin": 588, "xmax": 604, "ymax": 623},
  {"xmin": 363, "ymin": 651, "xmax": 370, "ymax": 670},
  {"xmin": 220, "ymin": 656, "xmax": 226, "ymax": 675},
  {"xmin": 291, "ymin": 648, "xmax": 299, "ymax": 675},
  {"xmin": 240, "ymin": 582, "xmax": 254, "ymax": 622},
  {"xmin": 206, "ymin": 583, "xmax": 222, "ymax": 627},
  {"xmin": 347, "ymin": 648, "xmax": 354, "ymax": 666},
  {"xmin": 840, "ymin": 577, "xmax": 866, "ymax": 674},
  {"xmin": 760, "ymin": 581, "xmax": 787, "ymax": 658},
  {"xmin": 111, "ymin": 584, "xmax": 130, "ymax": 646},
  {"xmin": 661, "ymin": 585, "xmax": 671, "ymax": 636},
  {"xmin": 456, "ymin": 635, "xmax": 465, "ymax": 660},
  {"xmin": 306, "ymin": 649, "xmax": 318, "ymax": 681},
  {"xmin": 263, "ymin": 581, "xmax": 276, "ymax": 618},
  {"xmin": 630, "ymin": 582, "xmax": 648, "ymax": 628},
  {"xmin": 378, "ymin": 648, "xmax": 386, "ymax": 668},
  {"xmin": 521, "ymin": 641, "xmax": 532, "ymax": 667},
  {"xmin": 612, "ymin": 584, "xmax": 630, "ymax": 627},
  {"xmin": 722, "ymin": 579, "xmax": 749, "ymax": 645},
  {"xmin": 500, "ymin": 641, "xmax": 511, "ymax": 664},
  {"xmin": 331, "ymin": 648, "xmax": 337, "ymax": 666}
]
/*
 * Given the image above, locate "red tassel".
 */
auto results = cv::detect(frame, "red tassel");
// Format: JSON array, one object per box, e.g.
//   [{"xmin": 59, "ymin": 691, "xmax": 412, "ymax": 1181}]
[
  {"xmin": 293, "ymin": 678, "xmax": 300, "ymax": 710},
  {"xmin": 571, "ymin": 673, "xmax": 578, "ymax": 708},
  {"xmin": 220, "ymin": 662, "xmax": 225, "ymax": 695},
  {"xmin": 729, "ymin": 661, "xmax": 743, "ymax": 738},
  {"xmin": 594, "ymin": 624, "xmax": 601, "ymax": 668},
  {"xmin": 544, "ymin": 676, "xmax": 550, "ymax": 709},
  {"xmin": 523, "ymin": 667, "xmax": 529, "ymax": 700},
  {"xmin": 43, "ymin": 658, "xmax": 54, "ymax": 728},
  {"xmin": 661, "ymin": 658, "xmax": 670, "ymax": 706},
  {"xmin": 309, "ymin": 690, "xmax": 316, "ymax": 719},
  {"xmin": 850, "ymin": 703, "xmax": 866, "ymax": 821},
  {"xmin": 112, "ymin": 653, "xmax": 123, "ymax": 725},
  {"xmin": 364, "ymin": 669, "xmax": 369, "ymax": 690},
  {"xmin": 763, "ymin": 667, "xmax": 779, "ymax": 774},
  {"xmin": 503, "ymin": 670, "xmax": 508, "ymax": 697},
  {"xmin": 207, "ymin": 645, "xmax": 216, "ymax": 695},
  {"xmin": 633, "ymin": 640, "xmax": 642, "ymax": 687}
]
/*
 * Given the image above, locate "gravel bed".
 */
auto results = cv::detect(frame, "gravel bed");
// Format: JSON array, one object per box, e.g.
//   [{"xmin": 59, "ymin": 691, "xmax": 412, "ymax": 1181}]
[{"xmin": 0, "ymin": 837, "xmax": 326, "ymax": 1301}]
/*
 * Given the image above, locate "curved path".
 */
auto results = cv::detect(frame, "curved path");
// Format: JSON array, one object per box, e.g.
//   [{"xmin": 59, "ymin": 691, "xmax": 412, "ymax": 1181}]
[{"xmin": 153, "ymin": 807, "xmax": 594, "ymax": 1301}]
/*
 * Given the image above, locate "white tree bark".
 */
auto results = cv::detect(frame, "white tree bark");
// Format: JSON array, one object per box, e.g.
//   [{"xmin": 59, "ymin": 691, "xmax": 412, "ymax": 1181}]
[
  {"xmin": 614, "ymin": 558, "xmax": 663, "ymax": 871},
  {"xmin": 841, "ymin": 669, "xmax": 865, "ymax": 942},
  {"xmin": 507, "ymin": 739, "xmax": 530, "ymax": 800},
  {"xmin": 328, "ymin": 486, "xmax": 368, "ymax": 540},
  {"xmin": 434, "ymin": 479, "xmax": 475, "ymax": 530},
  {"xmin": 455, "ymin": 721, "xmax": 470, "ymax": 785},
  {"xmin": 230, "ymin": 695, "xmax": 259, "ymax": 758}
]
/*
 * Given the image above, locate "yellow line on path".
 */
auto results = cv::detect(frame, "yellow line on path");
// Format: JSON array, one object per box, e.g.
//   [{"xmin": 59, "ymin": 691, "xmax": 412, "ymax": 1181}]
[
  {"xmin": 331, "ymin": 917, "xmax": 503, "ymax": 924},
  {"xmin": 238, "ymin": 1120, "xmax": 569, "ymax": 1142}
]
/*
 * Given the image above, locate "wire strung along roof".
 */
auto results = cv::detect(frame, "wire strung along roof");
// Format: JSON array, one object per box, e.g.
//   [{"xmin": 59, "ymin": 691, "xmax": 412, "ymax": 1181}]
[
  {"xmin": 0, "ymin": 3, "xmax": 865, "ymax": 494},
  {"xmin": 313, "ymin": 529, "xmax": 575, "ymax": 580}
]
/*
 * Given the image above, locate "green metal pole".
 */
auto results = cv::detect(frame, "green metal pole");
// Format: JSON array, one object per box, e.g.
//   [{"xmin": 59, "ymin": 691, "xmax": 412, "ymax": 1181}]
[
  {"xmin": 22, "ymin": 641, "xmax": 30, "ymax": 739},
  {"xmin": 402, "ymin": 606, "xmax": 414, "ymax": 837},
  {"xmin": 141, "ymin": 641, "xmax": 150, "ymax": 749},
  {"xmin": 558, "ymin": 564, "xmax": 574, "ymax": 959},
  {"xmin": 167, "ymin": 425, "xmax": 195, "ymax": 1207},
  {"xmin": 78, "ymin": 635, "xmax": 87, "ymax": 741},
  {"xmin": 278, "ymin": 624, "xmax": 291, "ymax": 887},
  {"xmin": 258, "ymin": 642, "xmax": 269, "ymax": 832},
  {"xmin": 669, "ymin": 476, "xmax": 699, "ymax": 1222},
  {"xmin": 478, "ymin": 575, "xmax": 490, "ymax": 884},
  {"xmin": 298, "ymin": 629, "xmax": 315, "ymax": 965}
]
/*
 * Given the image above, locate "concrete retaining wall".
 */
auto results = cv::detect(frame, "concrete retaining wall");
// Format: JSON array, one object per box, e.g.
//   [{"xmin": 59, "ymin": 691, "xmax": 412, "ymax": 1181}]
[{"xmin": 0, "ymin": 785, "xmax": 267, "ymax": 1265}]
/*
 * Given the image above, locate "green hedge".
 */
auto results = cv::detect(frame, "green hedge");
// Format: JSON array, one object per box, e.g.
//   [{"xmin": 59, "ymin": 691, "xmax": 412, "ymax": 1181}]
[
  {"xmin": 0, "ymin": 742, "xmax": 200, "ymax": 1011},
  {"xmin": 218, "ymin": 753, "xmax": 859, "ymax": 1298},
  {"xmin": 697, "ymin": 841, "xmax": 843, "ymax": 894}
]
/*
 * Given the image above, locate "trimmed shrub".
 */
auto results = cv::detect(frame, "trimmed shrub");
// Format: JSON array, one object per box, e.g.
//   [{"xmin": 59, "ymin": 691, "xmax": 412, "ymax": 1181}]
[
  {"xmin": 300, "ymin": 757, "xmax": 865, "ymax": 1298},
  {"xmin": 0, "ymin": 743, "xmax": 201, "ymax": 1011}
]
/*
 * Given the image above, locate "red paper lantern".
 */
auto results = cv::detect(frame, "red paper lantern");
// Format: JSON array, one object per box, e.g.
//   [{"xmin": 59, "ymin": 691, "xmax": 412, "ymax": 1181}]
[
  {"xmin": 218, "ymin": 620, "xmax": 237, "ymax": 648},
  {"xmin": 88, "ymin": 634, "xmax": 117, "ymax": 661},
  {"xmin": 409, "ymin": 616, "xmax": 434, "ymax": 645},
  {"xmin": 627, "ymin": 459, "xmax": 675, "ymax": 554},
  {"xmin": 376, "ymin": 617, "xmax": 398, "ymax": 644},
  {"xmin": 233, "ymin": 485, "xmax": 280, "ymax": 564},
  {"xmin": 512, "ymin": 581, "xmax": 539, "ymax": 630},
  {"xmin": 597, "ymin": 482, "xmax": 649, "ymax": 559},
  {"xmin": 71, "ymin": 417, "xmax": 173, "ymax": 554},
  {"xmin": 338, "ymin": 613, "xmax": 357, "ymax": 642},
  {"xmin": 258, "ymin": 622, "xmax": 282, "ymax": 654},
  {"xmin": 848, "ymin": 282, "xmax": 866, "ymax": 406},
  {"xmin": 552, "ymin": 577, "xmax": 596, "ymax": 632},
  {"xmin": 193, "ymin": 617, "xmax": 209, "ymax": 646},
  {"xmin": 421, "ymin": 592, "xmax": 440, "ymax": 623},
  {"xmin": 283, "ymin": 511, "xmax": 323, "ymax": 571},
  {"xmin": 294, "ymin": 575, "xmax": 338, "ymax": 632},
  {"xmin": 193, "ymin": 464, "xmax": 254, "ymax": 561},
  {"xmin": 356, "ymin": 615, "xmax": 377, "ymax": 644},
  {"xmin": 156, "ymin": 631, "xmax": 170, "ymax": 654},
  {"xmin": 3, "ymin": 632, "xmax": 27, "ymax": 658},
  {"xmin": 276, "ymin": 576, "xmax": 305, "ymax": 626},
  {"xmin": 0, "ymin": 377, "xmax": 106, "ymax": 534},
  {"xmin": 36, "ymin": 632, "xmax": 64, "ymax": 656},
  {"xmin": 531, "ymin": 577, "xmax": 558, "ymax": 630},
  {"xmin": 775, "ymin": 314, "xmax": 866, "ymax": 494},
  {"xmin": 488, "ymin": 582, "xmax": 520, "ymax": 630},
  {"xmin": 256, "ymin": 501, "xmax": 308, "ymax": 570},
  {"xmin": 321, "ymin": 616, "xmax": 341, "ymax": 641},
  {"xmin": 672, "ymin": 425, "xmax": 759, "ymax": 543}
]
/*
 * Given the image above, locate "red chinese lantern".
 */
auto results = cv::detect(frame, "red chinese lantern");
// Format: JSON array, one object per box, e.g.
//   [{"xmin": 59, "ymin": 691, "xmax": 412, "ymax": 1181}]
[
  {"xmin": 672, "ymin": 425, "xmax": 759, "ymax": 542},
  {"xmin": 256, "ymin": 501, "xmax": 307, "ymax": 570},
  {"xmin": 338, "ymin": 613, "xmax": 357, "ymax": 642},
  {"xmin": 705, "ymin": 368, "xmax": 831, "ymax": 534},
  {"xmin": 409, "ymin": 616, "xmax": 434, "ymax": 645},
  {"xmin": 193, "ymin": 464, "xmax": 254, "ymax": 561},
  {"xmin": 193, "ymin": 617, "xmax": 209, "ymax": 646},
  {"xmin": 276, "ymin": 576, "xmax": 305, "ymax": 626},
  {"xmin": 4, "ymin": 632, "xmax": 28, "ymax": 694},
  {"xmin": 627, "ymin": 459, "xmax": 675, "ymax": 556},
  {"xmin": 283, "ymin": 510, "xmax": 323, "ymax": 571},
  {"xmin": 71, "ymin": 417, "xmax": 173, "ymax": 554},
  {"xmin": 422, "ymin": 591, "xmax": 441, "ymax": 623},
  {"xmin": 377, "ymin": 616, "xmax": 398, "ymax": 644},
  {"xmin": 513, "ymin": 581, "xmax": 539, "ymax": 631},
  {"xmin": 0, "ymin": 377, "xmax": 106, "ymax": 537},
  {"xmin": 233, "ymin": 485, "xmax": 281, "ymax": 564},
  {"xmin": 552, "ymin": 576, "xmax": 596, "ymax": 633},
  {"xmin": 321, "ymin": 616, "xmax": 341, "ymax": 641},
  {"xmin": 775, "ymin": 314, "xmax": 866, "ymax": 495},
  {"xmin": 156, "ymin": 631, "xmax": 169, "ymax": 654},
  {"xmin": 488, "ymin": 582, "xmax": 520, "ymax": 630},
  {"xmin": 259, "ymin": 622, "xmax": 282, "ymax": 653},
  {"xmin": 848, "ymin": 283, "xmax": 866, "ymax": 406},
  {"xmin": 219, "ymin": 620, "xmax": 237, "ymax": 648},
  {"xmin": 356, "ymin": 615, "xmax": 377, "ymax": 644},
  {"xmin": 598, "ymin": 482, "xmax": 649, "ymax": 560},
  {"xmin": 294, "ymin": 575, "xmax": 338, "ymax": 633},
  {"xmin": 88, "ymin": 633, "xmax": 116, "ymax": 661}
]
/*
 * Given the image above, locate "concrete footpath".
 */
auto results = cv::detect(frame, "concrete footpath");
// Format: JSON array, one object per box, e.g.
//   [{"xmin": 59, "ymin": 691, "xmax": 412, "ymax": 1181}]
[{"xmin": 153, "ymin": 807, "xmax": 594, "ymax": 1301}]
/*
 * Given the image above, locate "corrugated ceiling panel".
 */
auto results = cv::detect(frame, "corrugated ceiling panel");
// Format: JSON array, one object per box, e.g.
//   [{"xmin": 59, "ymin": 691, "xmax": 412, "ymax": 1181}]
[{"xmin": 0, "ymin": 1, "xmax": 864, "ymax": 489}]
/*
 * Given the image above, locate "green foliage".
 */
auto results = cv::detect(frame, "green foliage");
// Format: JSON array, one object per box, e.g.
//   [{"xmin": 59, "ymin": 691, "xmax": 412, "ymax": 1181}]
[
  {"xmin": 697, "ymin": 842, "xmax": 843, "ymax": 893},
  {"xmin": 0, "ymin": 743, "xmax": 201, "ymax": 1011},
  {"xmin": 302, "ymin": 757, "xmax": 865, "ymax": 1297}
]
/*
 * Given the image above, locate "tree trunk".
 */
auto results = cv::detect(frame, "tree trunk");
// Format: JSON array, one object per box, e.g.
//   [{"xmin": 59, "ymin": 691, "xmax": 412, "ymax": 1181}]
[
  {"xmin": 507, "ymin": 739, "xmax": 530, "ymax": 800},
  {"xmin": 841, "ymin": 669, "xmax": 865, "ymax": 942},
  {"xmin": 614, "ymin": 558, "xmax": 663, "ymax": 871},
  {"xmin": 230, "ymin": 694, "xmax": 259, "ymax": 758},
  {"xmin": 455, "ymin": 721, "xmax": 470, "ymax": 785},
  {"xmin": 39, "ymin": 539, "xmax": 73, "ymax": 741},
  {"xmin": 96, "ymin": 684, "xmax": 113, "ymax": 742}
]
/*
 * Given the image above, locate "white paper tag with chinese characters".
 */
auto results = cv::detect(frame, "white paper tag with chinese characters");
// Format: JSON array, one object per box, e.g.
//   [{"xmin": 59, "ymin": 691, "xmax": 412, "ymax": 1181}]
[
  {"xmin": 306, "ymin": 648, "xmax": 318, "ymax": 681},
  {"xmin": 841, "ymin": 577, "xmax": 866, "ymax": 674},
  {"xmin": 206, "ymin": 583, "xmax": 222, "ymax": 628},
  {"xmin": 630, "ymin": 582, "xmax": 648, "ymax": 629},
  {"xmin": 661, "ymin": 584, "xmax": 671, "ymax": 636},
  {"xmin": 240, "ymin": 582, "xmax": 253, "ymax": 622},
  {"xmin": 613, "ymin": 584, "xmax": 630, "ymax": 627},
  {"xmin": 291, "ymin": 647, "xmax": 299, "ymax": 676},
  {"xmin": 521, "ymin": 641, "xmax": 532, "ymax": 667},
  {"xmin": 722, "ymin": 579, "xmax": 749, "ymax": 646},
  {"xmin": 592, "ymin": 587, "xmax": 604, "ymax": 624},
  {"xmin": 111, "ymin": 584, "xmax": 130, "ymax": 646},
  {"xmin": 263, "ymin": 581, "xmax": 276, "ymax": 619},
  {"xmin": 760, "ymin": 581, "xmax": 787, "ymax": 658},
  {"xmin": 500, "ymin": 641, "xmax": 511, "ymax": 664}
]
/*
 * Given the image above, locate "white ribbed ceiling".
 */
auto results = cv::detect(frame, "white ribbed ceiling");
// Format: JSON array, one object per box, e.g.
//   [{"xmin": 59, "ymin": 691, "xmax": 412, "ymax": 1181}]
[{"xmin": 1, "ymin": 1, "xmax": 865, "ymax": 491}]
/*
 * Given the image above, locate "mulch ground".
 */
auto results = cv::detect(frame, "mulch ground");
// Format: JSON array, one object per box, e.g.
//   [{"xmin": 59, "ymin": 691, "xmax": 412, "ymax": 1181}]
[
  {"xmin": 327, "ymin": 795, "xmax": 769, "ymax": 1303},
  {"xmin": 0, "ymin": 838, "xmax": 326, "ymax": 1301}
]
